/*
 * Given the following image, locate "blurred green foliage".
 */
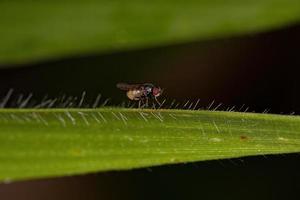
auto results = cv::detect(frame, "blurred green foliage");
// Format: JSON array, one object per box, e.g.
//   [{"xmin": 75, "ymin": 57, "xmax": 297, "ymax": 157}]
[{"xmin": 0, "ymin": 0, "xmax": 300, "ymax": 64}]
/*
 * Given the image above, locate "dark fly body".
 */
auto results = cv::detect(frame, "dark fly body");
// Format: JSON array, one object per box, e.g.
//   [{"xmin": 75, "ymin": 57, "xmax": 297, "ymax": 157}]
[{"xmin": 117, "ymin": 83, "xmax": 163, "ymax": 108}]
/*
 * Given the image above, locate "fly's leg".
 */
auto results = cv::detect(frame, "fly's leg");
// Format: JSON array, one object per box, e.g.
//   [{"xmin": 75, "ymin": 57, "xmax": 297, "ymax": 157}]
[
  {"xmin": 139, "ymin": 99, "xmax": 146, "ymax": 109},
  {"xmin": 145, "ymin": 98, "xmax": 149, "ymax": 108},
  {"xmin": 154, "ymin": 97, "xmax": 162, "ymax": 108},
  {"xmin": 151, "ymin": 100, "xmax": 156, "ymax": 109}
]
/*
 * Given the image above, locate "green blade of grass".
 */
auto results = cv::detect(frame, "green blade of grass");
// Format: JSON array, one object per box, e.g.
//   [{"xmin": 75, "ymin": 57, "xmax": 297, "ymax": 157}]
[
  {"xmin": 1, "ymin": 0, "xmax": 300, "ymax": 65},
  {"xmin": 0, "ymin": 108, "xmax": 299, "ymax": 182}
]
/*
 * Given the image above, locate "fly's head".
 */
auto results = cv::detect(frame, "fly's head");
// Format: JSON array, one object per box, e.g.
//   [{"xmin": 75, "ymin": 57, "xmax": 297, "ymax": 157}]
[{"xmin": 152, "ymin": 87, "xmax": 163, "ymax": 97}]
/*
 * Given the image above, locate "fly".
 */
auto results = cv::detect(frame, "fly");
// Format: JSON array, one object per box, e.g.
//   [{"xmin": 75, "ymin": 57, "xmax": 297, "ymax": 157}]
[{"xmin": 117, "ymin": 83, "xmax": 163, "ymax": 108}]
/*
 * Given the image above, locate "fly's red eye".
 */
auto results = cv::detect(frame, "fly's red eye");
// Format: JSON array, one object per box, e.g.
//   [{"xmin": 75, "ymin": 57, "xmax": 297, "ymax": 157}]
[{"xmin": 152, "ymin": 87, "xmax": 161, "ymax": 97}]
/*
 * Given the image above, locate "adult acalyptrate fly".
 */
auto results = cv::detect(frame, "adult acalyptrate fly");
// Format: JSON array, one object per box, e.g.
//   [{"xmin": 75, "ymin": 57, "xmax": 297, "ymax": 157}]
[{"xmin": 117, "ymin": 83, "xmax": 163, "ymax": 108}]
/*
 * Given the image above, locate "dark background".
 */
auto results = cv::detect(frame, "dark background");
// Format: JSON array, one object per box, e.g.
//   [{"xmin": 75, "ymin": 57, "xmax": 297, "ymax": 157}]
[{"xmin": 0, "ymin": 24, "xmax": 300, "ymax": 199}]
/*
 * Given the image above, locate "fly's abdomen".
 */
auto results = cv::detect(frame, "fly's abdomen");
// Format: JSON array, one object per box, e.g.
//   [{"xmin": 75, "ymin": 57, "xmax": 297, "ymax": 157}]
[{"xmin": 126, "ymin": 90, "xmax": 143, "ymax": 100}]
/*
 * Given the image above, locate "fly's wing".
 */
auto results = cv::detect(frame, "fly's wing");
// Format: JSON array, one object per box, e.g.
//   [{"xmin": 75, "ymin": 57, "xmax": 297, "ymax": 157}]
[{"xmin": 116, "ymin": 83, "xmax": 141, "ymax": 91}]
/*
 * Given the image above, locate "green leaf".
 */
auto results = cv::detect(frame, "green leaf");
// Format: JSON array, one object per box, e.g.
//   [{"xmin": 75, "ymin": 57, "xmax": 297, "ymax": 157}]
[
  {"xmin": 0, "ymin": 108, "xmax": 299, "ymax": 182},
  {"xmin": 1, "ymin": 0, "xmax": 300, "ymax": 64}
]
